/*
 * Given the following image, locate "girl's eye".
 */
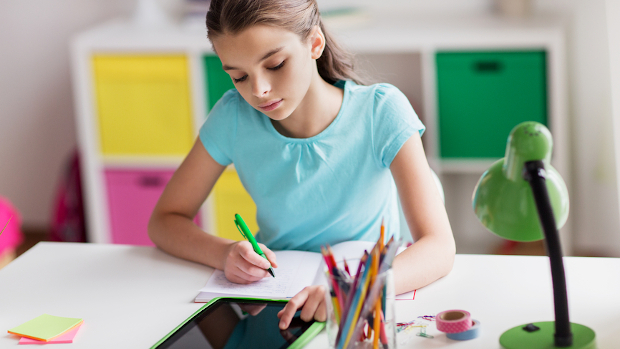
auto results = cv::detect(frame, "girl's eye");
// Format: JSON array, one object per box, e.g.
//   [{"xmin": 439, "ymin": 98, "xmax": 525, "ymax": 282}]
[
  {"xmin": 231, "ymin": 61, "xmax": 283, "ymax": 83},
  {"xmin": 233, "ymin": 75, "xmax": 247, "ymax": 83},
  {"xmin": 268, "ymin": 61, "xmax": 285, "ymax": 71}
]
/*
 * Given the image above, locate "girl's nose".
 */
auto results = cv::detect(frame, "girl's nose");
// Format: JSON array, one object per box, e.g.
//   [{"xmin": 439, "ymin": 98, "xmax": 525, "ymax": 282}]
[{"xmin": 252, "ymin": 77, "xmax": 270, "ymax": 97}]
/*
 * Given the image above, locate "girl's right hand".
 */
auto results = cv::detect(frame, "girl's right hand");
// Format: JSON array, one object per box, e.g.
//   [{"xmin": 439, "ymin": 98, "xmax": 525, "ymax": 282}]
[{"xmin": 223, "ymin": 241, "xmax": 278, "ymax": 284}]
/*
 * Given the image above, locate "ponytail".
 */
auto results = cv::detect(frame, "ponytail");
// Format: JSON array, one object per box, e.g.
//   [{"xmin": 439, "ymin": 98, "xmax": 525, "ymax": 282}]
[{"xmin": 317, "ymin": 21, "xmax": 364, "ymax": 85}]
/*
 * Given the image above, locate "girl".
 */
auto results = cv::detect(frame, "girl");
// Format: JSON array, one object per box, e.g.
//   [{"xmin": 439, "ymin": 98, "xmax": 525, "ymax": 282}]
[{"xmin": 148, "ymin": 0, "xmax": 455, "ymax": 330}]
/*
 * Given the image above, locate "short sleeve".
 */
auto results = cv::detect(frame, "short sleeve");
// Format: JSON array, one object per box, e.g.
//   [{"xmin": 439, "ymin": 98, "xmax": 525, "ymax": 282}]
[
  {"xmin": 372, "ymin": 84, "xmax": 425, "ymax": 168},
  {"xmin": 199, "ymin": 89, "xmax": 239, "ymax": 166}
]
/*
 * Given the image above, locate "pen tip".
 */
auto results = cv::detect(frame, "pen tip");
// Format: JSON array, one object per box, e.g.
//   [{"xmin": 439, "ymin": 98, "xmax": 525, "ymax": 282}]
[{"xmin": 269, "ymin": 268, "xmax": 275, "ymax": 278}]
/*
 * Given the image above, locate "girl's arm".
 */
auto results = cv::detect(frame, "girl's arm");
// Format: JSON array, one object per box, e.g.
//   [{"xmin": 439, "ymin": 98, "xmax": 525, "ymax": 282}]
[
  {"xmin": 390, "ymin": 132, "xmax": 456, "ymax": 294},
  {"xmin": 148, "ymin": 139, "xmax": 277, "ymax": 283}
]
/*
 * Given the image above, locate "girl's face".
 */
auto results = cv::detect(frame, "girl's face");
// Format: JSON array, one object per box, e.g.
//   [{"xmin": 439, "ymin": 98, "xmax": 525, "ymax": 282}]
[{"xmin": 212, "ymin": 25, "xmax": 320, "ymax": 121}]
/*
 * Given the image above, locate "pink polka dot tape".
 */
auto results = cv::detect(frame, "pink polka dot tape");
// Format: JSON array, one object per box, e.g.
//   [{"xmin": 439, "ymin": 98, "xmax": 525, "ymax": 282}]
[{"xmin": 436, "ymin": 310, "xmax": 472, "ymax": 333}]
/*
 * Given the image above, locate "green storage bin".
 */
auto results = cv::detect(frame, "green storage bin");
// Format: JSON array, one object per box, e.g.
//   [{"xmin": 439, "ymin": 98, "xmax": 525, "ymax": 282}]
[
  {"xmin": 436, "ymin": 50, "xmax": 547, "ymax": 159},
  {"xmin": 203, "ymin": 55, "xmax": 236, "ymax": 113}
]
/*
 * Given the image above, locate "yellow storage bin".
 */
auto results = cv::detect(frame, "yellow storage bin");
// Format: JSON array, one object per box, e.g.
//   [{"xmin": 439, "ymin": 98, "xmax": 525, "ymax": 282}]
[
  {"xmin": 213, "ymin": 168, "xmax": 258, "ymax": 241},
  {"xmin": 93, "ymin": 55, "xmax": 194, "ymax": 156}
]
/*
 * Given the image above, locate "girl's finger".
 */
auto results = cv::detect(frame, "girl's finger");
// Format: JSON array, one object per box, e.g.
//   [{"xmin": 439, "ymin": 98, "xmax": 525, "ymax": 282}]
[
  {"xmin": 239, "ymin": 243, "xmax": 272, "ymax": 270},
  {"xmin": 226, "ymin": 263, "xmax": 264, "ymax": 284},
  {"xmin": 234, "ymin": 263, "xmax": 268, "ymax": 281},
  {"xmin": 278, "ymin": 289, "xmax": 309, "ymax": 329},
  {"xmin": 314, "ymin": 296, "xmax": 327, "ymax": 322},
  {"xmin": 225, "ymin": 270, "xmax": 250, "ymax": 284},
  {"xmin": 259, "ymin": 244, "xmax": 278, "ymax": 268},
  {"xmin": 235, "ymin": 257, "xmax": 270, "ymax": 278},
  {"xmin": 299, "ymin": 286, "xmax": 325, "ymax": 322},
  {"xmin": 224, "ymin": 271, "xmax": 248, "ymax": 284}
]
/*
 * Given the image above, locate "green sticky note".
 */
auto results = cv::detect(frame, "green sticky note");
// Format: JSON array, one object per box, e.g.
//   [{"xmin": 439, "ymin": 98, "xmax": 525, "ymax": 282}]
[{"xmin": 8, "ymin": 314, "xmax": 83, "ymax": 341}]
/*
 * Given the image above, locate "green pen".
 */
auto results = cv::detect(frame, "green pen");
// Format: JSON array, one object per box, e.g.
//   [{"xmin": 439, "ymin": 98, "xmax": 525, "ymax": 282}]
[{"xmin": 234, "ymin": 213, "xmax": 275, "ymax": 278}]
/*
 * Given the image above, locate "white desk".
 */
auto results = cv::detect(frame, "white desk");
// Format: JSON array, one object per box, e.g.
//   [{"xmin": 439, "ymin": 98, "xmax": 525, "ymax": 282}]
[{"xmin": 0, "ymin": 242, "xmax": 618, "ymax": 348}]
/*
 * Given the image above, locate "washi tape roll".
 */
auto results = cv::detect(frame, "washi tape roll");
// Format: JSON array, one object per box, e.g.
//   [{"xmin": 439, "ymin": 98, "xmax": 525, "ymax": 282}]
[
  {"xmin": 447, "ymin": 319, "xmax": 481, "ymax": 340},
  {"xmin": 436, "ymin": 310, "xmax": 472, "ymax": 333}
]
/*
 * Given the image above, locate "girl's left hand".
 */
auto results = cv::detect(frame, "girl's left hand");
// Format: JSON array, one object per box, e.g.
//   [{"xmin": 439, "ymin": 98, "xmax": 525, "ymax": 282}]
[{"xmin": 277, "ymin": 285, "xmax": 327, "ymax": 329}]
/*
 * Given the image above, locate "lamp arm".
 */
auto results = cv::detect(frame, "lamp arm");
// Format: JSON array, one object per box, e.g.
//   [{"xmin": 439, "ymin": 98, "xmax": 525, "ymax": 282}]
[{"xmin": 523, "ymin": 160, "xmax": 573, "ymax": 347}]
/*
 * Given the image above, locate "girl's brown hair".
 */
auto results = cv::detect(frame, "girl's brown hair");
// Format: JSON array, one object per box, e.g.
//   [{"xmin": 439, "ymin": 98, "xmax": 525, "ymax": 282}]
[{"xmin": 206, "ymin": 0, "xmax": 363, "ymax": 85}]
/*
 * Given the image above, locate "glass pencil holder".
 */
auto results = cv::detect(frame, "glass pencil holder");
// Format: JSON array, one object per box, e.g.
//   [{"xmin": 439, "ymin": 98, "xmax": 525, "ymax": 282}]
[{"xmin": 322, "ymin": 262, "xmax": 397, "ymax": 349}]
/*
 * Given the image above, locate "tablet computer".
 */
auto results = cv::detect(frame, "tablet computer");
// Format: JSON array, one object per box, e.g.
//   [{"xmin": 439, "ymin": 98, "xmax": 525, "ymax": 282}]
[{"xmin": 151, "ymin": 297, "xmax": 325, "ymax": 349}]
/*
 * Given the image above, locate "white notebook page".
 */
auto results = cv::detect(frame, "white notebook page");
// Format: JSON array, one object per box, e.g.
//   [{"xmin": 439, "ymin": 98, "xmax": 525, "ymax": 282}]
[{"xmin": 198, "ymin": 250, "xmax": 322, "ymax": 299}]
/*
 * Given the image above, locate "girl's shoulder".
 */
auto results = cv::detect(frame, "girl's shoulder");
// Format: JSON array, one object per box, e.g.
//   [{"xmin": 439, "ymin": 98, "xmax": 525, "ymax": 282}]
[
  {"xmin": 344, "ymin": 81, "xmax": 410, "ymax": 112},
  {"xmin": 345, "ymin": 81, "xmax": 405, "ymax": 101},
  {"xmin": 217, "ymin": 88, "xmax": 243, "ymax": 108}
]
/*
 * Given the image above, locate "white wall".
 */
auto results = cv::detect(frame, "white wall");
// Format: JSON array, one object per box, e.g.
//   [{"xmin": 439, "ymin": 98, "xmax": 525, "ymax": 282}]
[
  {"xmin": 606, "ymin": 0, "xmax": 620, "ymax": 255},
  {"xmin": 536, "ymin": 0, "xmax": 620, "ymax": 256},
  {"xmin": 1, "ymin": 0, "xmax": 618, "ymax": 256},
  {"xmin": 0, "ymin": 0, "xmax": 134, "ymax": 227},
  {"xmin": 317, "ymin": 0, "xmax": 491, "ymax": 14}
]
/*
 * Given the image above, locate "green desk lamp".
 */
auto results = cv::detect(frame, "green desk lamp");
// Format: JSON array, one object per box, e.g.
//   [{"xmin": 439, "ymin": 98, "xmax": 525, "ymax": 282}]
[{"xmin": 472, "ymin": 122, "xmax": 596, "ymax": 349}]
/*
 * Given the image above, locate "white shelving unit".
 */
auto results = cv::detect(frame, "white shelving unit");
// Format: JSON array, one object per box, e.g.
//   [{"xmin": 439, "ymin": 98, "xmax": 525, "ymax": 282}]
[{"xmin": 71, "ymin": 20, "xmax": 219, "ymax": 245}]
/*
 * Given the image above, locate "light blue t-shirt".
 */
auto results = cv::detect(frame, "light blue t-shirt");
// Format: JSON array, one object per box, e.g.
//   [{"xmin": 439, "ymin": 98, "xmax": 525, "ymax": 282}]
[{"xmin": 200, "ymin": 80, "xmax": 425, "ymax": 252}]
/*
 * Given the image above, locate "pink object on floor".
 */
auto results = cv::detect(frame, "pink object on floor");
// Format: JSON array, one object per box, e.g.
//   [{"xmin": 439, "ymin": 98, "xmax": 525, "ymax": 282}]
[
  {"xmin": 49, "ymin": 150, "xmax": 86, "ymax": 243},
  {"xmin": 0, "ymin": 196, "xmax": 23, "ymax": 254},
  {"xmin": 18, "ymin": 324, "xmax": 82, "ymax": 345}
]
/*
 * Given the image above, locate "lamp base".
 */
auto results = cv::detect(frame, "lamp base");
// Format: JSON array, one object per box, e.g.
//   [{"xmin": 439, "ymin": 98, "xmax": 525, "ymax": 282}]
[{"xmin": 500, "ymin": 322, "xmax": 596, "ymax": 349}]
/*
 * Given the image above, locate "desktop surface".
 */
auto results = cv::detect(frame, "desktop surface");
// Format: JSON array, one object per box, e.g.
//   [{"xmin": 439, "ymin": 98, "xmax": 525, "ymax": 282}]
[{"xmin": 0, "ymin": 242, "xmax": 619, "ymax": 348}]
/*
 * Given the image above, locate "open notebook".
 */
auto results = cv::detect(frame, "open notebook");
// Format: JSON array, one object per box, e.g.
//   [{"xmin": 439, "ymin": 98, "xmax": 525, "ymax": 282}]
[{"xmin": 195, "ymin": 240, "xmax": 415, "ymax": 302}]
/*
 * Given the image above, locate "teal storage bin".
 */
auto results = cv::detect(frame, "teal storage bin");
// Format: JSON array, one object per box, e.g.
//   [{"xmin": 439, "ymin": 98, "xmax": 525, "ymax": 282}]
[
  {"xmin": 436, "ymin": 50, "xmax": 548, "ymax": 159},
  {"xmin": 203, "ymin": 55, "xmax": 236, "ymax": 113}
]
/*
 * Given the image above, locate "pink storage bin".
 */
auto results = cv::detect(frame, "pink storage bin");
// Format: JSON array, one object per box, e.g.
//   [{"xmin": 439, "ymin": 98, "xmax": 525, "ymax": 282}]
[
  {"xmin": 0, "ymin": 196, "xmax": 24, "ymax": 255},
  {"xmin": 104, "ymin": 169, "xmax": 201, "ymax": 246}
]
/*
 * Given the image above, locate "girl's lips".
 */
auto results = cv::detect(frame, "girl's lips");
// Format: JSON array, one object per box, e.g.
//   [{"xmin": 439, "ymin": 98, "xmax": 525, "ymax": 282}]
[{"xmin": 259, "ymin": 99, "xmax": 283, "ymax": 112}]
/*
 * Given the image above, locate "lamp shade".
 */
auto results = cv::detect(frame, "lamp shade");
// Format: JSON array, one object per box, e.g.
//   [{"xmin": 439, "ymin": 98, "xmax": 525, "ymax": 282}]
[{"xmin": 472, "ymin": 122, "xmax": 569, "ymax": 241}]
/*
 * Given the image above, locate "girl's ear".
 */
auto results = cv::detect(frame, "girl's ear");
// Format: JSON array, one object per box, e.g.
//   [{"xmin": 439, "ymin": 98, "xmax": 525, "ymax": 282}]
[{"xmin": 309, "ymin": 26, "xmax": 325, "ymax": 60}]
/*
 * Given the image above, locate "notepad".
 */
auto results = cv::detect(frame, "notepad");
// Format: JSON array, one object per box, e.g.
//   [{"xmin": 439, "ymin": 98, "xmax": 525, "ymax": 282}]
[
  {"xmin": 8, "ymin": 314, "xmax": 83, "ymax": 342},
  {"xmin": 195, "ymin": 241, "xmax": 415, "ymax": 302},
  {"xmin": 18, "ymin": 323, "xmax": 82, "ymax": 345}
]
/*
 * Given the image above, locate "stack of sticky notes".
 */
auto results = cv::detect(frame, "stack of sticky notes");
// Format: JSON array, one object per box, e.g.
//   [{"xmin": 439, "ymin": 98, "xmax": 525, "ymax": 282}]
[{"xmin": 8, "ymin": 314, "xmax": 83, "ymax": 345}]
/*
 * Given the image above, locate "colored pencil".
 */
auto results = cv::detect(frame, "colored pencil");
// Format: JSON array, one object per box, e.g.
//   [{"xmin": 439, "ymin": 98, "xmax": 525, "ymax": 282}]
[
  {"xmin": 324, "ymin": 221, "xmax": 402, "ymax": 348},
  {"xmin": 373, "ymin": 293, "xmax": 381, "ymax": 348},
  {"xmin": 343, "ymin": 258, "xmax": 351, "ymax": 276},
  {"xmin": 379, "ymin": 217, "xmax": 385, "ymax": 251},
  {"xmin": 379, "ymin": 310, "xmax": 388, "ymax": 345},
  {"xmin": 347, "ymin": 247, "xmax": 381, "ymax": 348},
  {"xmin": 323, "ymin": 247, "xmax": 347, "ymax": 318},
  {"xmin": 339, "ymin": 253, "xmax": 373, "ymax": 349},
  {"xmin": 321, "ymin": 246, "xmax": 333, "ymax": 270},
  {"xmin": 345, "ymin": 240, "xmax": 400, "ymax": 348},
  {"xmin": 0, "ymin": 216, "xmax": 12, "ymax": 236},
  {"xmin": 335, "ymin": 250, "xmax": 371, "ymax": 346},
  {"xmin": 330, "ymin": 288, "xmax": 341, "ymax": 323},
  {"xmin": 326, "ymin": 245, "xmax": 339, "ymax": 271}
]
